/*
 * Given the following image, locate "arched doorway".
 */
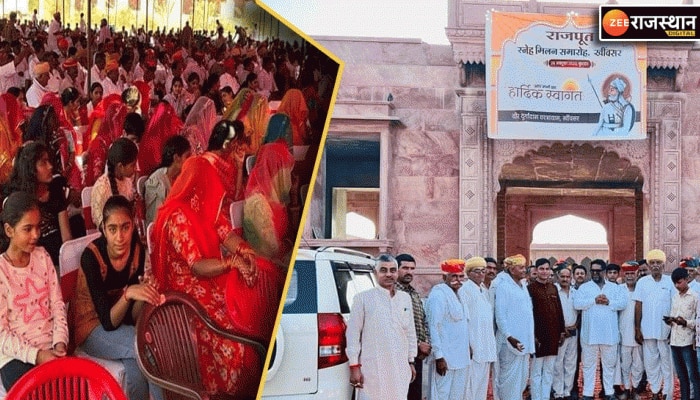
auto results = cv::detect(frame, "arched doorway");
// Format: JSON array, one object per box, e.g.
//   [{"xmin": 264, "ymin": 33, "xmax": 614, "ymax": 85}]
[
  {"xmin": 530, "ymin": 215, "xmax": 609, "ymax": 265},
  {"xmin": 497, "ymin": 143, "xmax": 643, "ymax": 264}
]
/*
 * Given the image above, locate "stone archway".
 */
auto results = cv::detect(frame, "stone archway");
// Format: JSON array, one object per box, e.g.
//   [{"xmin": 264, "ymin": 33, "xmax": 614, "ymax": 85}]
[{"xmin": 496, "ymin": 143, "xmax": 643, "ymax": 263}]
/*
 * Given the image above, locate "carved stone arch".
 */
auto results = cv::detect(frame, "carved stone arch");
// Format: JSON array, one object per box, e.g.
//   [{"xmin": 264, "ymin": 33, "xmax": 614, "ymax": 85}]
[
  {"xmin": 495, "ymin": 142, "xmax": 646, "ymax": 191},
  {"xmin": 495, "ymin": 142, "xmax": 644, "ymax": 264}
]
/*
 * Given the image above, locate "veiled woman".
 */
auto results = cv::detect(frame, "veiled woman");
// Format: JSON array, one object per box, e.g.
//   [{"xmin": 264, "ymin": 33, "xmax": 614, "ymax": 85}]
[
  {"xmin": 182, "ymin": 96, "xmax": 217, "ymax": 155},
  {"xmin": 137, "ymin": 101, "xmax": 184, "ymax": 177},
  {"xmin": 152, "ymin": 120, "xmax": 284, "ymax": 397},
  {"xmin": 243, "ymin": 114, "xmax": 295, "ymax": 265},
  {"xmin": 0, "ymin": 93, "xmax": 24, "ymax": 184},
  {"xmin": 83, "ymin": 101, "xmax": 128, "ymax": 187},
  {"xmin": 224, "ymin": 88, "xmax": 269, "ymax": 155},
  {"xmin": 276, "ymin": 88, "xmax": 309, "ymax": 146}
]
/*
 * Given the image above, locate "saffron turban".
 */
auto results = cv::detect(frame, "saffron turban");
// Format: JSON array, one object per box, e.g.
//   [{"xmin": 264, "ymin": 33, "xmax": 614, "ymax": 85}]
[
  {"xmin": 504, "ymin": 254, "xmax": 527, "ymax": 268},
  {"xmin": 646, "ymin": 249, "xmax": 666, "ymax": 263},
  {"xmin": 464, "ymin": 256, "xmax": 486, "ymax": 272}
]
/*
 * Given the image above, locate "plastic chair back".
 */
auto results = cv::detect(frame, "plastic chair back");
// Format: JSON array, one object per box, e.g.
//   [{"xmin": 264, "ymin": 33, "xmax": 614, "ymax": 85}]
[
  {"xmin": 135, "ymin": 291, "xmax": 267, "ymax": 400},
  {"xmin": 5, "ymin": 357, "xmax": 126, "ymax": 400},
  {"xmin": 81, "ymin": 186, "xmax": 97, "ymax": 234},
  {"xmin": 59, "ymin": 232, "xmax": 102, "ymax": 302},
  {"xmin": 229, "ymin": 200, "xmax": 244, "ymax": 230},
  {"xmin": 245, "ymin": 155, "xmax": 256, "ymax": 175},
  {"xmin": 136, "ymin": 175, "xmax": 147, "ymax": 198}
]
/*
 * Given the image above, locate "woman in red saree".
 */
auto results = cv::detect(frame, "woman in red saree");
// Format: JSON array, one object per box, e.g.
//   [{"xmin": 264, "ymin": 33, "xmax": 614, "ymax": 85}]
[
  {"xmin": 0, "ymin": 93, "xmax": 24, "ymax": 185},
  {"xmin": 225, "ymin": 88, "xmax": 270, "ymax": 156},
  {"xmin": 40, "ymin": 91, "xmax": 82, "ymax": 190},
  {"xmin": 183, "ymin": 96, "xmax": 217, "ymax": 155},
  {"xmin": 152, "ymin": 120, "xmax": 284, "ymax": 398},
  {"xmin": 83, "ymin": 101, "xmax": 128, "ymax": 187},
  {"xmin": 276, "ymin": 88, "xmax": 309, "ymax": 146},
  {"xmin": 137, "ymin": 101, "xmax": 183, "ymax": 177},
  {"xmin": 243, "ymin": 114, "xmax": 296, "ymax": 265},
  {"xmin": 82, "ymin": 93, "xmax": 122, "ymax": 152}
]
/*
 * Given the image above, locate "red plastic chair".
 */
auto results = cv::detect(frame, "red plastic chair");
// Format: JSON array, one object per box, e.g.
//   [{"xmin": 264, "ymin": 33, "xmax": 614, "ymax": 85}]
[
  {"xmin": 5, "ymin": 357, "xmax": 126, "ymax": 399},
  {"xmin": 135, "ymin": 291, "xmax": 267, "ymax": 400}
]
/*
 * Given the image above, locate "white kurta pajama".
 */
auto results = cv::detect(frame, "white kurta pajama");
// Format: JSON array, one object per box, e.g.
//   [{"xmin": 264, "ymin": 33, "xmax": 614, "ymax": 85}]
[
  {"xmin": 427, "ymin": 283, "xmax": 471, "ymax": 400},
  {"xmin": 461, "ymin": 280, "xmax": 497, "ymax": 400},
  {"xmin": 634, "ymin": 274, "xmax": 676, "ymax": 396},
  {"xmin": 494, "ymin": 274, "xmax": 535, "ymax": 400},
  {"xmin": 552, "ymin": 285, "xmax": 578, "ymax": 399},
  {"xmin": 618, "ymin": 285, "xmax": 644, "ymax": 390},
  {"xmin": 573, "ymin": 280, "xmax": 626, "ymax": 397},
  {"xmin": 346, "ymin": 286, "xmax": 417, "ymax": 400}
]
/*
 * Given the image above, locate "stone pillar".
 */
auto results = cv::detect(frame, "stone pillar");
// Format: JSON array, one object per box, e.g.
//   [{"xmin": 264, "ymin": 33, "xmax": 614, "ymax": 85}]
[
  {"xmin": 458, "ymin": 88, "xmax": 493, "ymax": 258},
  {"xmin": 648, "ymin": 95, "xmax": 683, "ymax": 267}
]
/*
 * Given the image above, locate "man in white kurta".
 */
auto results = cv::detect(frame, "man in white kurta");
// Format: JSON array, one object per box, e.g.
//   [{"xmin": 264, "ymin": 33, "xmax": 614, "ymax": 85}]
[
  {"xmin": 26, "ymin": 62, "xmax": 52, "ymax": 108},
  {"xmin": 634, "ymin": 249, "xmax": 676, "ymax": 400},
  {"xmin": 495, "ymin": 254, "xmax": 535, "ymax": 400},
  {"xmin": 427, "ymin": 259, "xmax": 470, "ymax": 400},
  {"xmin": 619, "ymin": 262, "xmax": 644, "ymax": 399},
  {"xmin": 573, "ymin": 260, "xmax": 626, "ymax": 400},
  {"xmin": 461, "ymin": 257, "xmax": 497, "ymax": 400},
  {"xmin": 347, "ymin": 254, "xmax": 417, "ymax": 400},
  {"xmin": 552, "ymin": 266, "xmax": 579, "ymax": 400}
]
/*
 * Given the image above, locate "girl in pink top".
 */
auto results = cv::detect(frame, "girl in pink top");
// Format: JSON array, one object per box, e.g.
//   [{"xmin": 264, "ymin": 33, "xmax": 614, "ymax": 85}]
[{"xmin": 0, "ymin": 191, "xmax": 68, "ymax": 392}]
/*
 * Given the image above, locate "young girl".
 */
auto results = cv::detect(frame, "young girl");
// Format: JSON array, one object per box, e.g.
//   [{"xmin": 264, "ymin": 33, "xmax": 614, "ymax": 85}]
[
  {"xmin": 73, "ymin": 195, "xmax": 162, "ymax": 400},
  {"xmin": 0, "ymin": 191, "xmax": 68, "ymax": 392},
  {"xmin": 90, "ymin": 137, "xmax": 138, "ymax": 228},
  {"xmin": 144, "ymin": 134, "xmax": 191, "ymax": 225},
  {"xmin": 4, "ymin": 142, "xmax": 73, "ymax": 269}
]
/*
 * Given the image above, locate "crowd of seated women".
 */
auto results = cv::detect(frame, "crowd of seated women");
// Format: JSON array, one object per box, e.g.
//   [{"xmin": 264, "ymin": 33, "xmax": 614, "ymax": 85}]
[{"xmin": 0, "ymin": 20, "xmax": 337, "ymax": 399}]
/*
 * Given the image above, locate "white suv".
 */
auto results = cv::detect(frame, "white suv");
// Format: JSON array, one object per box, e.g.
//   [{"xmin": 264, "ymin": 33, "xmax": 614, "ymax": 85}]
[{"xmin": 262, "ymin": 247, "xmax": 378, "ymax": 399}]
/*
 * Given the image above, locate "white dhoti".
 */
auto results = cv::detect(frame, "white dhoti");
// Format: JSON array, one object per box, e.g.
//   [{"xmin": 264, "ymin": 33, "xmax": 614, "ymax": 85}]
[
  {"xmin": 643, "ymin": 339, "xmax": 673, "ymax": 395},
  {"xmin": 582, "ymin": 343, "xmax": 618, "ymax": 397},
  {"xmin": 552, "ymin": 335, "xmax": 578, "ymax": 398},
  {"xmin": 620, "ymin": 344, "xmax": 644, "ymax": 389},
  {"xmin": 491, "ymin": 358, "xmax": 500, "ymax": 400},
  {"xmin": 465, "ymin": 360, "xmax": 491, "ymax": 400},
  {"xmin": 497, "ymin": 342, "xmax": 530, "ymax": 400},
  {"xmin": 430, "ymin": 367, "xmax": 469, "ymax": 400}
]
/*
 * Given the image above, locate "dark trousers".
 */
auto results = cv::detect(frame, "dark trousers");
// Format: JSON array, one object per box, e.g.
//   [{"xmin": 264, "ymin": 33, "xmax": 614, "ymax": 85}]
[
  {"xmin": 0, "ymin": 359, "xmax": 34, "ymax": 391},
  {"xmin": 407, "ymin": 358, "xmax": 423, "ymax": 400},
  {"xmin": 672, "ymin": 345, "xmax": 700, "ymax": 400}
]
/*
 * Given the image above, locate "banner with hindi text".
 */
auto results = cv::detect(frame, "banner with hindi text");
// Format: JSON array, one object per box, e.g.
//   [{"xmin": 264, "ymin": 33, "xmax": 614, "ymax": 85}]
[{"xmin": 486, "ymin": 11, "xmax": 647, "ymax": 140}]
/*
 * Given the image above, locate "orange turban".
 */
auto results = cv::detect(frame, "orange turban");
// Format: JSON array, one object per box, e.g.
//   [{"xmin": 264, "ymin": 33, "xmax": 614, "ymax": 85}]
[{"xmin": 441, "ymin": 259, "xmax": 465, "ymax": 274}]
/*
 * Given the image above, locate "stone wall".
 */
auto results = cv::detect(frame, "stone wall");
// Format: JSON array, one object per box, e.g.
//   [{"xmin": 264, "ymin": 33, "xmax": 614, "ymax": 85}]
[
  {"xmin": 316, "ymin": 36, "xmax": 460, "ymax": 292},
  {"xmin": 680, "ymin": 47, "xmax": 700, "ymax": 256}
]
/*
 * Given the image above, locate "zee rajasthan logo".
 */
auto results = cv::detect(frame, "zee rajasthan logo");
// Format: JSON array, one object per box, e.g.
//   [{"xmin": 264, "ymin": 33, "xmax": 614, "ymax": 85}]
[{"xmin": 599, "ymin": 5, "xmax": 698, "ymax": 41}]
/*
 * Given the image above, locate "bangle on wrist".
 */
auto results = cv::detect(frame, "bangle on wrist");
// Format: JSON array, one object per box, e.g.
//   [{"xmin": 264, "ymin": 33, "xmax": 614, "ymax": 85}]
[
  {"xmin": 236, "ymin": 242, "xmax": 252, "ymax": 256},
  {"xmin": 349, "ymin": 363, "xmax": 361, "ymax": 369}
]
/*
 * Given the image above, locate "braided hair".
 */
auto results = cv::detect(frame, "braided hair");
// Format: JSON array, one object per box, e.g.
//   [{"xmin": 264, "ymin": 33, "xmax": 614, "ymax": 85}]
[{"xmin": 106, "ymin": 138, "xmax": 138, "ymax": 196}]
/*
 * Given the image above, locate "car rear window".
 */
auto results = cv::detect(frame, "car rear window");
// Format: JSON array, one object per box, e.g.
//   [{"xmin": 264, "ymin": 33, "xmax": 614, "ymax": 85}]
[
  {"xmin": 283, "ymin": 260, "xmax": 317, "ymax": 314},
  {"xmin": 332, "ymin": 262, "xmax": 375, "ymax": 314}
]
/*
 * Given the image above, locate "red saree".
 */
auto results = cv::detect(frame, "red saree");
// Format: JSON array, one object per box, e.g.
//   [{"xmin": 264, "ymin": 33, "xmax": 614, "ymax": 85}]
[
  {"xmin": 0, "ymin": 94, "xmax": 23, "ymax": 184},
  {"xmin": 243, "ymin": 141, "xmax": 294, "ymax": 261},
  {"xmin": 276, "ymin": 89, "xmax": 309, "ymax": 146},
  {"xmin": 40, "ymin": 93, "xmax": 82, "ymax": 190},
  {"xmin": 83, "ymin": 102, "xmax": 128, "ymax": 186},
  {"xmin": 152, "ymin": 155, "xmax": 283, "ymax": 396},
  {"xmin": 138, "ymin": 101, "xmax": 183, "ymax": 177}
]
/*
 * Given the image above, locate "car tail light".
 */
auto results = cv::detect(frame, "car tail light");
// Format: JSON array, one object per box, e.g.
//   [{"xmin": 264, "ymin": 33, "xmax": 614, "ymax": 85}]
[{"xmin": 318, "ymin": 313, "xmax": 348, "ymax": 369}]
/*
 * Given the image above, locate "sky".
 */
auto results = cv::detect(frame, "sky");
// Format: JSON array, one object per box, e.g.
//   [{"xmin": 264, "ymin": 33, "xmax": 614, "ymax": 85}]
[
  {"xmin": 261, "ymin": 0, "xmax": 688, "ymax": 46},
  {"xmin": 261, "ymin": 0, "xmax": 450, "ymax": 44}
]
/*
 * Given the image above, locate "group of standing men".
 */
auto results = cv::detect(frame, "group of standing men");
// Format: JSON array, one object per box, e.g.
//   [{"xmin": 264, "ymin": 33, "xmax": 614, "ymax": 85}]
[{"xmin": 346, "ymin": 249, "xmax": 690, "ymax": 400}]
